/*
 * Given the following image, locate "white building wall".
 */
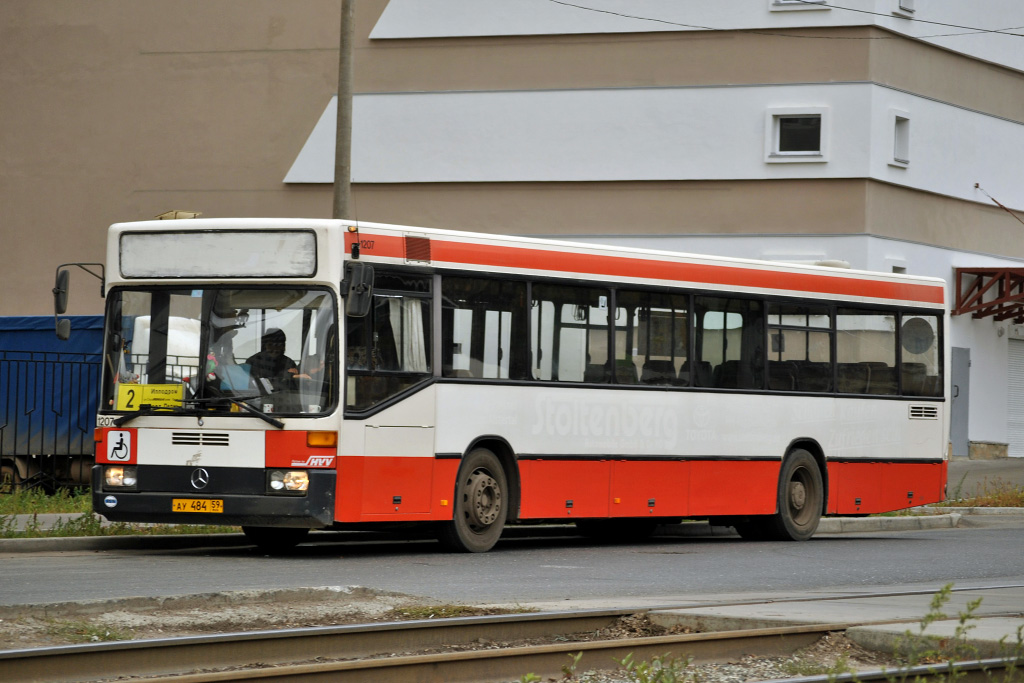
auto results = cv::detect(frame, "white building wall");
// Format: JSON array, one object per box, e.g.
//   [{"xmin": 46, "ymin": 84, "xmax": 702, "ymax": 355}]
[
  {"xmin": 287, "ymin": 85, "xmax": 1024, "ymax": 211},
  {"xmin": 370, "ymin": 0, "xmax": 1024, "ymax": 73}
]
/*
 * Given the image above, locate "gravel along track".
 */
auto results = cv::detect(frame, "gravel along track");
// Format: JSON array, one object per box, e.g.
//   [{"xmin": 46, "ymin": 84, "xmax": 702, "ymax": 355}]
[{"xmin": 0, "ymin": 588, "xmax": 908, "ymax": 683}]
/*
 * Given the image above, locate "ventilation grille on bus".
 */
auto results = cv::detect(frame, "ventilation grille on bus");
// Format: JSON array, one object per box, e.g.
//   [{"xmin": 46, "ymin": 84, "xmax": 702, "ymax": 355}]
[
  {"xmin": 405, "ymin": 235, "xmax": 431, "ymax": 264},
  {"xmin": 171, "ymin": 432, "xmax": 230, "ymax": 446},
  {"xmin": 908, "ymin": 405, "xmax": 939, "ymax": 420}
]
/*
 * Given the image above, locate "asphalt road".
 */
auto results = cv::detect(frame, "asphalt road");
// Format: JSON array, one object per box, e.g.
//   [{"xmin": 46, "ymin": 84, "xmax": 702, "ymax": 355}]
[{"xmin": 3, "ymin": 519, "xmax": 1023, "ymax": 608}]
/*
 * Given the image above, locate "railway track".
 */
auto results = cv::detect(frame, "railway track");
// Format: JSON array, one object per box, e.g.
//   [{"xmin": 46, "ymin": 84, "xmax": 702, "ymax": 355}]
[{"xmin": 3, "ymin": 590, "xmax": 1022, "ymax": 682}]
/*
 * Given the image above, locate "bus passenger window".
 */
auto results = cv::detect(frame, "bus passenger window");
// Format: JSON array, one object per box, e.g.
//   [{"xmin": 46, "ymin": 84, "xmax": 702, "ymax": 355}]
[
  {"xmin": 617, "ymin": 290, "xmax": 689, "ymax": 387},
  {"xmin": 532, "ymin": 284, "xmax": 610, "ymax": 383},
  {"xmin": 901, "ymin": 315, "xmax": 942, "ymax": 397},
  {"xmin": 837, "ymin": 308, "xmax": 896, "ymax": 395},
  {"xmin": 441, "ymin": 277, "xmax": 528, "ymax": 379},
  {"xmin": 695, "ymin": 297, "xmax": 764, "ymax": 390},
  {"xmin": 767, "ymin": 303, "xmax": 832, "ymax": 392}
]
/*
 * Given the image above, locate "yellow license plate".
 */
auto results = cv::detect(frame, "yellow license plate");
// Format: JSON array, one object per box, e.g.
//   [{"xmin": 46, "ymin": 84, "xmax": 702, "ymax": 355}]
[{"xmin": 172, "ymin": 498, "xmax": 224, "ymax": 513}]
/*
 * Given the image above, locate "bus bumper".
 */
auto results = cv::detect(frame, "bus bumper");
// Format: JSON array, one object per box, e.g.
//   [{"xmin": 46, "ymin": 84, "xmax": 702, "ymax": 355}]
[{"xmin": 91, "ymin": 466, "xmax": 336, "ymax": 528}]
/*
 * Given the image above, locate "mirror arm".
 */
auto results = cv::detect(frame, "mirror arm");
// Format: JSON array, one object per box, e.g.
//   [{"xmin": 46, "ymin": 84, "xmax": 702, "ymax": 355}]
[
  {"xmin": 55, "ymin": 262, "xmax": 106, "ymax": 297},
  {"xmin": 53, "ymin": 262, "xmax": 106, "ymax": 340}
]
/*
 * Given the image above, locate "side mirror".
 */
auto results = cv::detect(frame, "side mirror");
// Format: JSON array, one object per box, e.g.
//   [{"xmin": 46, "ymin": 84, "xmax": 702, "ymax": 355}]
[
  {"xmin": 54, "ymin": 269, "xmax": 72, "ymax": 339},
  {"xmin": 54, "ymin": 269, "xmax": 70, "ymax": 315},
  {"xmin": 344, "ymin": 262, "xmax": 375, "ymax": 317},
  {"xmin": 52, "ymin": 262, "xmax": 104, "ymax": 340}
]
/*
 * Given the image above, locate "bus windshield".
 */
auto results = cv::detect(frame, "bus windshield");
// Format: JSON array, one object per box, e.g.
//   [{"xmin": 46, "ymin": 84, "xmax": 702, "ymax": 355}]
[{"xmin": 103, "ymin": 287, "xmax": 336, "ymax": 416}]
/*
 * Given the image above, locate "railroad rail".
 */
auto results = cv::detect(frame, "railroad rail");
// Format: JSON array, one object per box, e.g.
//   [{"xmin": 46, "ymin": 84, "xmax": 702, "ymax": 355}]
[{"xmin": 3, "ymin": 608, "xmax": 1022, "ymax": 683}]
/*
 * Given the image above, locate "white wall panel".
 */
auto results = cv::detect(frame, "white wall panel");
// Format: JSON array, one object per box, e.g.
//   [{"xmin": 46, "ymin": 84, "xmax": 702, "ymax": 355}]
[
  {"xmin": 371, "ymin": 0, "xmax": 1024, "ymax": 73},
  {"xmin": 286, "ymin": 84, "xmax": 1024, "ymax": 210}
]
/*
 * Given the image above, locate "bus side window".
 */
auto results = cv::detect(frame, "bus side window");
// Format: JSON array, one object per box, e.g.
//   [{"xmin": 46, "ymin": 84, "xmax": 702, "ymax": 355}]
[
  {"xmin": 617, "ymin": 289, "xmax": 689, "ymax": 387},
  {"xmin": 900, "ymin": 315, "xmax": 942, "ymax": 397},
  {"xmin": 441, "ymin": 277, "xmax": 527, "ymax": 380},
  {"xmin": 695, "ymin": 297, "xmax": 764, "ymax": 390},
  {"xmin": 767, "ymin": 303, "xmax": 832, "ymax": 393},
  {"xmin": 836, "ymin": 308, "xmax": 896, "ymax": 395},
  {"xmin": 531, "ymin": 284, "xmax": 610, "ymax": 383}
]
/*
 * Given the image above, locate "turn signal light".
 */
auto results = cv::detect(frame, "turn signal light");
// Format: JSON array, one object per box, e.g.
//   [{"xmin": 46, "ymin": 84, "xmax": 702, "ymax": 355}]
[{"xmin": 307, "ymin": 431, "xmax": 337, "ymax": 448}]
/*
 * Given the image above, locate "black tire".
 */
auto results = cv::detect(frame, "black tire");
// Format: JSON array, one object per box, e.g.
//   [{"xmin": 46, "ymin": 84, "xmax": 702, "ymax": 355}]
[
  {"xmin": 242, "ymin": 526, "xmax": 310, "ymax": 554},
  {"xmin": 763, "ymin": 449, "xmax": 823, "ymax": 541},
  {"xmin": 0, "ymin": 461, "xmax": 21, "ymax": 495},
  {"xmin": 438, "ymin": 448, "xmax": 508, "ymax": 553},
  {"xmin": 575, "ymin": 519, "xmax": 659, "ymax": 541}
]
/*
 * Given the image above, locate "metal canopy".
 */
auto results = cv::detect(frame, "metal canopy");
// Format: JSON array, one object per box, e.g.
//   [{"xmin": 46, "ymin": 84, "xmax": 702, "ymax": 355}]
[{"xmin": 953, "ymin": 268, "xmax": 1024, "ymax": 323}]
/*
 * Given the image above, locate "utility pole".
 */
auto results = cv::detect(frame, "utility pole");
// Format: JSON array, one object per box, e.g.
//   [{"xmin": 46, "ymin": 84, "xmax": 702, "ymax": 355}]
[{"xmin": 333, "ymin": 0, "xmax": 354, "ymax": 219}]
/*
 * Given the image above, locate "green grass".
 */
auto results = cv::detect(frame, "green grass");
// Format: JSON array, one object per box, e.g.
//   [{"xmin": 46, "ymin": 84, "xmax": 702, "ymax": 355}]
[
  {"xmin": 0, "ymin": 488, "xmax": 240, "ymax": 538},
  {"xmin": 935, "ymin": 477, "xmax": 1024, "ymax": 508},
  {"xmin": 0, "ymin": 487, "xmax": 91, "ymax": 515},
  {"xmin": 45, "ymin": 619, "xmax": 133, "ymax": 643},
  {"xmin": 0, "ymin": 512, "xmax": 240, "ymax": 539}
]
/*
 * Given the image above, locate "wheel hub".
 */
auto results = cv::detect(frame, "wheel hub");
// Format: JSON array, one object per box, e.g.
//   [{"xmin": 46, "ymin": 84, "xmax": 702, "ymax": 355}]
[
  {"xmin": 789, "ymin": 480, "xmax": 807, "ymax": 511},
  {"xmin": 466, "ymin": 470, "xmax": 501, "ymax": 527}
]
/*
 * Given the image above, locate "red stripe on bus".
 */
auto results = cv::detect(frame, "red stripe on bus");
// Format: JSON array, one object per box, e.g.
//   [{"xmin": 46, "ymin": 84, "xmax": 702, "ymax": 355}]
[{"xmin": 350, "ymin": 232, "xmax": 944, "ymax": 305}]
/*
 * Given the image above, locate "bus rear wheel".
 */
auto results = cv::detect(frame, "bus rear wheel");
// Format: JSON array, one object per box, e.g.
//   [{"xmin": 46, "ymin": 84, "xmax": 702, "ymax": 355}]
[
  {"xmin": 242, "ymin": 526, "xmax": 310, "ymax": 554},
  {"xmin": 733, "ymin": 450, "xmax": 822, "ymax": 541},
  {"xmin": 438, "ymin": 448, "xmax": 508, "ymax": 553}
]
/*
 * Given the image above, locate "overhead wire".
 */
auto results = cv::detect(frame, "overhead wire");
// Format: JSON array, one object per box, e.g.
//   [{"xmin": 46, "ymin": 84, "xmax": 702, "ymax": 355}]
[{"xmin": 545, "ymin": 0, "xmax": 1024, "ymax": 41}]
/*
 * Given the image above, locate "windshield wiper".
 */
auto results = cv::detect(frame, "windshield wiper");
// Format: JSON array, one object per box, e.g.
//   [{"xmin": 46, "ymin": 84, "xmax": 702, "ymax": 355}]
[
  {"xmin": 113, "ymin": 397, "xmax": 285, "ymax": 429},
  {"xmin": 113, "ymin": 404, "xmax": 203, "ymax": 427},
  {"xmin": 185, "ymin": 396, "xmax": 286, "ymax": 429},
  {"xmin": 223, "ymin": 397, "xmax": 285, "ymax": 429}
]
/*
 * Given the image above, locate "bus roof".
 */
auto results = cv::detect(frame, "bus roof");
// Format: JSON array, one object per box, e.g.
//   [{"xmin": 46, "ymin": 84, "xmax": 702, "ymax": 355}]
[{"xmin": 109, "ymin": 217, "xmax": 946, "ymax": 308}]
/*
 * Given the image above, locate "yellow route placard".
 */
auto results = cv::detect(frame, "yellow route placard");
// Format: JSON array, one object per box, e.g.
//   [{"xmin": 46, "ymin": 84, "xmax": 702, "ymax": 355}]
[{"xmin": 115, "ymin": 384, "xmax": 184, "ymax": 411}]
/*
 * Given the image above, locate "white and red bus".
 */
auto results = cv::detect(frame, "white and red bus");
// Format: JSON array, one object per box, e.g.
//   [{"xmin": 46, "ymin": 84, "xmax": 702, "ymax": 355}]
[{"xmin": 68, "ymin": 218, "xmax": 948, "ymax": 552}]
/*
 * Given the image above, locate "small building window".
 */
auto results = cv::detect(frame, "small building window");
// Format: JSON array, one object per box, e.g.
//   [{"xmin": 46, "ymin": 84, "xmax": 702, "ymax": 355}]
[
  {"xmin": 765, "ymin": 107, "xmax": 829, "ymax": 163},
  {"xmin": 770, "ymin": 0, "xmax": 829, "ymax": 11},
  {"xmin": 778, "ymin": 117, "xmax": 821, "ymax": 153},
  {"xmin": 890, "ymin": 109, "xmax": 910, "ymax": 168}
]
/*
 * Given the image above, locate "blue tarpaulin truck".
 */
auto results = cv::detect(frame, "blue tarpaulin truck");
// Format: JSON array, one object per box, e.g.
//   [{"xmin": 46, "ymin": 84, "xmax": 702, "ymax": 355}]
[{"xmin": 0, "ymin": 316, "xmax": 102, "ymax": 491}]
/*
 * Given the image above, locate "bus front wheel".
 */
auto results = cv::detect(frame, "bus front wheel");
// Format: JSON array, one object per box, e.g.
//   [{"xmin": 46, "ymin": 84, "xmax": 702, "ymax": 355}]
[{"xmin": 438, "ymin": 448, "xmax": 508, "ymax": 553}]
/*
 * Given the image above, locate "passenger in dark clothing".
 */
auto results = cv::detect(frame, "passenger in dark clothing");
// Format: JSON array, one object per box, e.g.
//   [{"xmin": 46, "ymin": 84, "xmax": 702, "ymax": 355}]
[{"xmin": 246, "ymin": 328, "xmax": 298, "ymax": 386}]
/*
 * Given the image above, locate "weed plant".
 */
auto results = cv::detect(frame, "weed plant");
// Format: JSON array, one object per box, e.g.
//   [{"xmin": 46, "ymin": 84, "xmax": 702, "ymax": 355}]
[
  {"xmin": 886, "ymin": 583, "xmax": 1024, "ymax": 683},
  {"xmin": 935, "ymin": 477, "xmax": 1024, "ymax": 508},
  {"xmin": 518, "ymin": 585, "xmax": 1023, "ymax": 683},
  {"xmin": 0, "ymin": 512, "xmax": 238, "ymax": 538}
]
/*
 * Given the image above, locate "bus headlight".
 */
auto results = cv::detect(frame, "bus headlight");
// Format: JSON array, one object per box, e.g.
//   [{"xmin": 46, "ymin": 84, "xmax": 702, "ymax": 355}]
[
  {"xmin": 268, "ymin": 470, "xmax": 309, "ymax": 494},
  {"xmin": 104, "ymin": 466, "xmax": 137, "ymax": 489}
]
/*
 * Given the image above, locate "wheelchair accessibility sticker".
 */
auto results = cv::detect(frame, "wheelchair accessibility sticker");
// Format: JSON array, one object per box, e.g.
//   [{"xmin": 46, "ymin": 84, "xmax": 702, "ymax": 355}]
[{"xmin": 107, "ymin": 431, "xmax": 132, "ymax": 462}]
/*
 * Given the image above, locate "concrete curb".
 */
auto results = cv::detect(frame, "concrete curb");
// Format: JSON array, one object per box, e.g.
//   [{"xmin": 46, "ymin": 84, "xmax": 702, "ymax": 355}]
[
  {"xmin": 911, "ymin": 506, "xmax": 1024, "ymax": 516},
  {"xmin": 817, "ymin": 512, "xmax": 962, "ymax": 534}
]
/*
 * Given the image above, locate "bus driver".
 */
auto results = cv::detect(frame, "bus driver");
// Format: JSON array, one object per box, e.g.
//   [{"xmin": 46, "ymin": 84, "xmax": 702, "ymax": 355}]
[{"xmin": 246, "ymin": 328, "xmax": 299, "ymax": 386}]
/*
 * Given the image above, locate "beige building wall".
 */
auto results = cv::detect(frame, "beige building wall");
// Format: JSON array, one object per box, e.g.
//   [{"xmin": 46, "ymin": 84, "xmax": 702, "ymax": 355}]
[{"xmin": 1, "ymin": 1, "xmax": 1020, "ymax": 317}]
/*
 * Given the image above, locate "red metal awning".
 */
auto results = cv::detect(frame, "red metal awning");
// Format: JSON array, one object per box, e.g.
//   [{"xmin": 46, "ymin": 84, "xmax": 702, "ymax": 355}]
[{"xmin": 953, "ymin": 268, "xmax": 1024, "ymax": 323}]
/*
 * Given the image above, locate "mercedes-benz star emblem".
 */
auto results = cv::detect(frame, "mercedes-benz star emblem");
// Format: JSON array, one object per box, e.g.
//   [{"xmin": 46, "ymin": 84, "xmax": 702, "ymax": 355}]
[{"xmin": 190, "ymin": 468, "xmax": 210, "ymax": 490}]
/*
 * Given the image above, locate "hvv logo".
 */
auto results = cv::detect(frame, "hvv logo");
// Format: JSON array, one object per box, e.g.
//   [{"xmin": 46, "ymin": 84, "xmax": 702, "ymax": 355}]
[{"xmin": 291, "ymin": 456, "xmax": 335, "ymax": 468}]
